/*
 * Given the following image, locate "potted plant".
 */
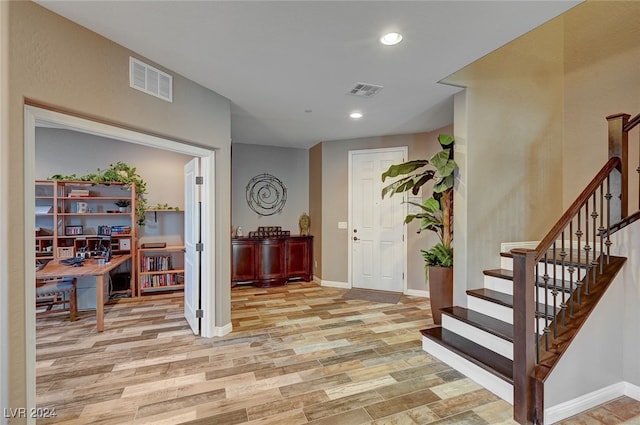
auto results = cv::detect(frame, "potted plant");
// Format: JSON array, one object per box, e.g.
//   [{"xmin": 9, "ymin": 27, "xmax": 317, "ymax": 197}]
[
  {"xmin": 115, "ymin": 199, "xmax": 130, "ymax": 213},
  {"xmin": 50, "ymin": 161, "xmax": 149, "ymax": 225},
  {"xmin": 381, "ymin": 134, "xmax": 457, "ymax": 324}
]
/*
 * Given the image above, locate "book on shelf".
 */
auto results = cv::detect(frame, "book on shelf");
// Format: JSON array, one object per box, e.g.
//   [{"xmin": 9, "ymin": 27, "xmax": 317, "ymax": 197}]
[
  {"xmin": 140, "ymin": 255, "xmax": 173, "ymax": 272},
  {"xmin": 140, "ymin": 273, "xmax": 183, "ymax": 288}
]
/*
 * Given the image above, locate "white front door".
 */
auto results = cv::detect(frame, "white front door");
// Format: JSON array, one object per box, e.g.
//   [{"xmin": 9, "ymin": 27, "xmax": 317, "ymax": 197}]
[
  {"xmin": 184, "ymin": 158, "xmax": 201, "ymax": 334},
  {"xmin": 350, "ymin": 148, "xmax": 407, "ymax": 292}
]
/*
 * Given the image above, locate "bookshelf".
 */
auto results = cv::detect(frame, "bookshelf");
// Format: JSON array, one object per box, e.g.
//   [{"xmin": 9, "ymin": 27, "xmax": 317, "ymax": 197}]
[
  {"xmin": 34, "ymin": 180, "xmax": 137, "ymax": 295},
  {"xmin": 137, "ymin": 209, "xmax": 185, "ymax": 295},
  {"xmin": 137, "ymin": 245, "xmax": 185, "ymax": 295}
]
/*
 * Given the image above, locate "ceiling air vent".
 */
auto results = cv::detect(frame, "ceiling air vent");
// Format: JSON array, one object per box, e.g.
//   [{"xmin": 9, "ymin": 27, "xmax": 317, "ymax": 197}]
[
  {"xmin": 347, "ymin": 82, "xmax": 383, "ymax": 98},
  {"xmin": 129, "ymin": 57, "xmax": 173, "ymax": 103}
]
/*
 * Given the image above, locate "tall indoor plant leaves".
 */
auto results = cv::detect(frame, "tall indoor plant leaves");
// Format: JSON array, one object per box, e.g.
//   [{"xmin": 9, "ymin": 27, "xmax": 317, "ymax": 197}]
[{"xmin": 381, "ymin": 134, "xmax": 457, "ymax": 268}]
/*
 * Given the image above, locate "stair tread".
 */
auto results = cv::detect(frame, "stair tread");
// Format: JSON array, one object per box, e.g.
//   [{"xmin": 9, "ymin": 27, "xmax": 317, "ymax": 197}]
[
  {"xmin": 421, "ymin": 326, "xmax": 513, "ymax": 384},
  {"xmin": 441, "ymin": 306, "xmax": 513, "ymax": 342},
  {"xmin": 467, "ymin": 288, "xmax": 560, "ymax": 318},
  {"xmin": 484, "ymin": 268, "xmax": 576, "ymax": 292}
]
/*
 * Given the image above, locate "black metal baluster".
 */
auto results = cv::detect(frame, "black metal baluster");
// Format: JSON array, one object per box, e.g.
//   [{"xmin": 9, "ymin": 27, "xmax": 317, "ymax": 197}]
[
  {"xmin": 535, "ymin": 262, "xmax": 540, "ymax": 363},
  {"xmin": 551, "ymin": 242, "xmax": 558, "ymax": 339},
  {"xmin": 576, "ymin": 211, "xmax": 583, "ymax": 305},
  {"xmin": 591, "ymin": 193, "xmax": 598, "ymax": 284},
  {"xmin": 568, "ymin": 220, "xmax": 575, "ymax": 316},
  {"xmin": 605, "ymin": 176, "xmax": 612, "ymax": 264},
  {"xmin": 543, "ymin": 252, "xmax": 550, "ymax": 351},
  {"xmin": 584, "ymin": 202, "xmax": 591, "ymax": 295},
  {"xmin": 560, "ymin": 232, "xmax": 567, "ymax": 327},
  {"xmin": 598, "ymin": 183, "xmax": 605, "ymax": 274}
]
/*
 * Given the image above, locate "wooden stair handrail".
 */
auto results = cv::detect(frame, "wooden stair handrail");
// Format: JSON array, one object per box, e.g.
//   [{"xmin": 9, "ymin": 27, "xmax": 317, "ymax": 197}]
[
  {"xmin": 534, "ymin": 157, "xmax": 621, "ymax": 260},
  {"xmin": 623, "ymin": 112, "xmax": 640, "ymax": 132}
]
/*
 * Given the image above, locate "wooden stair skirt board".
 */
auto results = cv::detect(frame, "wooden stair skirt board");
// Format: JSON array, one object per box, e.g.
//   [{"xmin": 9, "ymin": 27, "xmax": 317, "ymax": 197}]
[{"xmin": 421, "ymin": 244, "xmax": 626, "ymax": 418}]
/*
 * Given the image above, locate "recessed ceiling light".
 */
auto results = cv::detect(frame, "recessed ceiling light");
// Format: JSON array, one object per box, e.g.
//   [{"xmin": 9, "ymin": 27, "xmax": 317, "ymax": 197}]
[
  {"xmin": 350, "ymin": 112, "xmax": 363, "ymax": 119},
  {"xmin": 380, "ymin": 32, "xmax": 403, "ymax": 46}
]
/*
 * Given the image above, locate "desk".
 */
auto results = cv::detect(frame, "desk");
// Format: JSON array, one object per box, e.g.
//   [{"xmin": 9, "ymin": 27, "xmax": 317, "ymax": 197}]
[{"xmin": 36, "ymin": 255, "xmax": 131, "ymax": 332}]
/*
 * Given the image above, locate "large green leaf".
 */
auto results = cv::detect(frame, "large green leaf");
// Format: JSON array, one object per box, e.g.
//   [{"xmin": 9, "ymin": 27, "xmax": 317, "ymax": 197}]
[
  {"xmin": 433, "ymin": 174, "xmax": 455, "ymax": 194},
  {"xmin": 381, "ymin": 160, "xmax": 429, "ymax": 182},
  {"xmin": 430, "ymin": 150, "xmax": 457, "ymax": 177},
  {"xmin": 438, "ymin": 133, "xmax": 454, "ymax": 147}
]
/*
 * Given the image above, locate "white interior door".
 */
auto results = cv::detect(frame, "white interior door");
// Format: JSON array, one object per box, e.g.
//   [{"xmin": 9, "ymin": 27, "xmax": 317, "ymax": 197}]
[
  {"xmin": 350, "ymin": 148, "xmax": 407, "ymax": 292},
  {"xmin": 184, "ymin": 158, "xmax": 201, "ymax": 334}
]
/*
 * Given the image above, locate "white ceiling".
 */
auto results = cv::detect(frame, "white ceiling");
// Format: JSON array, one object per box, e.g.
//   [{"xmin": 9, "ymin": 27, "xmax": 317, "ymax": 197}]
[{"xmin": 36, "ymin": 1, "xmax": 580, "ymax": 148}]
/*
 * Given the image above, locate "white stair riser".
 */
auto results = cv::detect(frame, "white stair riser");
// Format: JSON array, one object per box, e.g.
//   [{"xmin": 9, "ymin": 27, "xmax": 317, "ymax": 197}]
[
  {"xmin": 484, "ymin": 275, "xmax": 575, "ymax": 308},
  {"xmin": 422, "ymin": 336, "xmax": 513, "ymax": 404},
  {"xmin": 467, "ymin": 296, "xmax": 513, "ymax": 324},
  {"xmin": 466, "ymin": 296, "xmax": 548, "ymax": 334},
  {"xmin": 442, "ymin": 315, "xmax": 513, "ymax": 360}
]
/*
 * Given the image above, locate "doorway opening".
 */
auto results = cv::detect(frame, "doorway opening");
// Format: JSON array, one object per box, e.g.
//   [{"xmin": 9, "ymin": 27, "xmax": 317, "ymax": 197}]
[{"xmin": 24, "ymin": 105, "xmax": 217, "ymax": 406}]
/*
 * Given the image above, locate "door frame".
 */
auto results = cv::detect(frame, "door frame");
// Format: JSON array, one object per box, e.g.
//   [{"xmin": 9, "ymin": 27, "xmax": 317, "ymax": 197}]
[
  {"xmin": 347, "ymin": 147, "xmax": 408, "ymax": 293},
  {"xmin": 23, "ymin": 105, "xmax": 217, "ymax": 408}
]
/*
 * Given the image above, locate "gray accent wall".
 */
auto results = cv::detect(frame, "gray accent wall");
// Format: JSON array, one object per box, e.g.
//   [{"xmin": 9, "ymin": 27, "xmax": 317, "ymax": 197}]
[{"xmin": 232, "ymin": 143, "xmax": 309, "ymax": 235}]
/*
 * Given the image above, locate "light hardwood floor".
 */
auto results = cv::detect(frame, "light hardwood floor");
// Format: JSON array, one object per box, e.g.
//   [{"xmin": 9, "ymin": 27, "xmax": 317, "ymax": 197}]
[{"xmin": 35, "ymin": 282, "xmax": 640, "ymax": 425}]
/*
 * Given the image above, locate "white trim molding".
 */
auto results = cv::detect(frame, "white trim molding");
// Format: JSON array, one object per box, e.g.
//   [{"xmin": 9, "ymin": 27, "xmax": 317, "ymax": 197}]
[
  {"xmin": 545, "ymin": 382, "xmax": 640, "ymax": 424},
  {"xmin": 406, "ymin": 289, "xmax": 429, "ymax": 298},
  {"xmin": 319, "ymin": 279, "xmax": 350, "ymax": 289},
  {"xmin": 213, "ymin": 323, "xmax": 233, "ymax": 337}
]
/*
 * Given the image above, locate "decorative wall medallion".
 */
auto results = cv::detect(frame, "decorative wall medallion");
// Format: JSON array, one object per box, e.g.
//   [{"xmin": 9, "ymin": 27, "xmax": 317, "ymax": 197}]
[{"xmin": 246, "ymin": 173, "xmax": 287, "ymax": 216}]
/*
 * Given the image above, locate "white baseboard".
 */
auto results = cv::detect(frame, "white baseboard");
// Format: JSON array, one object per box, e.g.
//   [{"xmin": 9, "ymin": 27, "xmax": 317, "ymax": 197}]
[
  {"xmin": 213, "ymin": 322, "xmax": 232, "ymax": 337},
  {"xmin": 320, "ymin": 279, "xmax": 350, "ymax": 289},
  {"xmin": 406, "ymin": 288, "xmax": 429, "ymax": 298},
  {"xmin": 545, "ymin": 381, "xmax": 640, "ymax": 424}
]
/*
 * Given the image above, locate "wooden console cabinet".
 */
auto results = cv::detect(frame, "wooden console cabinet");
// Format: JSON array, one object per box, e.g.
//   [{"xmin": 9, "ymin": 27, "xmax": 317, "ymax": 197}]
[{"xmin": 231, "ymin": 235, "xmax": 313, "ymax": 287}]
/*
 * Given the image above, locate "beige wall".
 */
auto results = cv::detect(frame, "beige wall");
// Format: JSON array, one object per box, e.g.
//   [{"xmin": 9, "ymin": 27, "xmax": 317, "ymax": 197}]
[
  {"xmin": 4, "ymin": 2, "xmax": 231, "ymax": 419},
  {"xmin": 445, "ymin": 15, "xmax": 565, "ymax": 304},
  {"xmin": 563, "ymin": 2, "xmax": 640, "ymax": 210},
  {"xmin": 444, "ymin": 1, "xmax": 640, "ymax": 306},
  {"xmin": 318, "ymin": 127, "xmax": 453, "ymax": 292},
  {"xmin": 309, "ymin": 143, "xmax": 323, "ymax": 279}
]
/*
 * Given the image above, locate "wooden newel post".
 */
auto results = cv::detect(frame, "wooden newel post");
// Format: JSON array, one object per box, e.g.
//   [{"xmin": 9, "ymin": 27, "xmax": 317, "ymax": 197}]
[
  {"xmin": 512, "ymin": 248, "xmax": 537, "ymax": 424},
  {"xmin": 606, "ymin": 113, "xmax": 630, "ymax": 221}
]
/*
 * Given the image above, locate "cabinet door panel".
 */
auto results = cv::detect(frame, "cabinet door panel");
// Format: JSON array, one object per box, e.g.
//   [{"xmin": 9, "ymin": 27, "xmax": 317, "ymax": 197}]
[
  {"xmin": 258, "ymin": 239, "xmax": 286, "ymax": 280},
  {"xmin": 232, "ymin": 240, "xmax": 256, "ymax": 282},
  {"xmin": 286, "ymin": 238, "xmax": 310, "ymax": 277}
]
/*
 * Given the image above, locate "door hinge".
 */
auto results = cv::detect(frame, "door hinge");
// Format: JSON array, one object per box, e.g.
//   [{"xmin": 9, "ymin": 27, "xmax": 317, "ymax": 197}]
[
  {"xmin": 196, "ymin": 243, "xmax": 204, "ymax": 252},
  {"xmin": 402, "ymin": 272, "xmax": 405, "ymax": 280},
  {"xmin": 196, "ymin": 309, "xmax": 204, "ymax": 319},
  {"xmin": 195, "ymin": 176, "xmax": 204, "ymax": 185}
]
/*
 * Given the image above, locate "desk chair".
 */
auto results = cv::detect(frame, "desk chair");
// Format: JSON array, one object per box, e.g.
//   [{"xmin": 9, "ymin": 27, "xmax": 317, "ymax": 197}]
[{"xmin": 36, "ymin": 277, "xmax": 77, "ymax": 321}]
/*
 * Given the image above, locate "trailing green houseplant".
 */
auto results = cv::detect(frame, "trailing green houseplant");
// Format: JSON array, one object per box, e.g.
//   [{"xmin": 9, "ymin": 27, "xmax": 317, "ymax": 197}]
[
  {"xmin": 50, "ymin": 161, "xmax": 149, "ymax": 226},
  {"xmin": 381, "ymin": 134, "xmax": 457, "ymax": 268}
]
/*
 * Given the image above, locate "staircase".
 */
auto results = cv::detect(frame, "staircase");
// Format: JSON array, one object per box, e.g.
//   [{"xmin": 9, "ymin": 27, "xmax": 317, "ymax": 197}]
[
  {"xmin": 422, "ymin": 247, "xmax": 627, "ymax": 420},
  {"xmin": 422, "ymin": 249, "xmax": 569, "ymax": 404},
  {"xmin": 421, "ymin": 112, "xmax": 640, "ymax": 424}
]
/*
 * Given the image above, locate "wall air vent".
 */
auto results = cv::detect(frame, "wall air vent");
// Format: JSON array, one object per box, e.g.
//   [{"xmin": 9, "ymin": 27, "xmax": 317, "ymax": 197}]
[
  {"xmin": 347, "ymin": 82, "xmax": 383, "ymax": 98},
  {"xmin": 129, "ymin": 57, "xmax": 173, "ymax": 103}
]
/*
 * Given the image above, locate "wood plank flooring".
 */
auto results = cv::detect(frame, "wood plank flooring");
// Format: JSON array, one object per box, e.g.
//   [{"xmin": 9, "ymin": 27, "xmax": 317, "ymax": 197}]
[{"xmin": 35, "ymin": 281, "xmax": 640, "ymax": 424}]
